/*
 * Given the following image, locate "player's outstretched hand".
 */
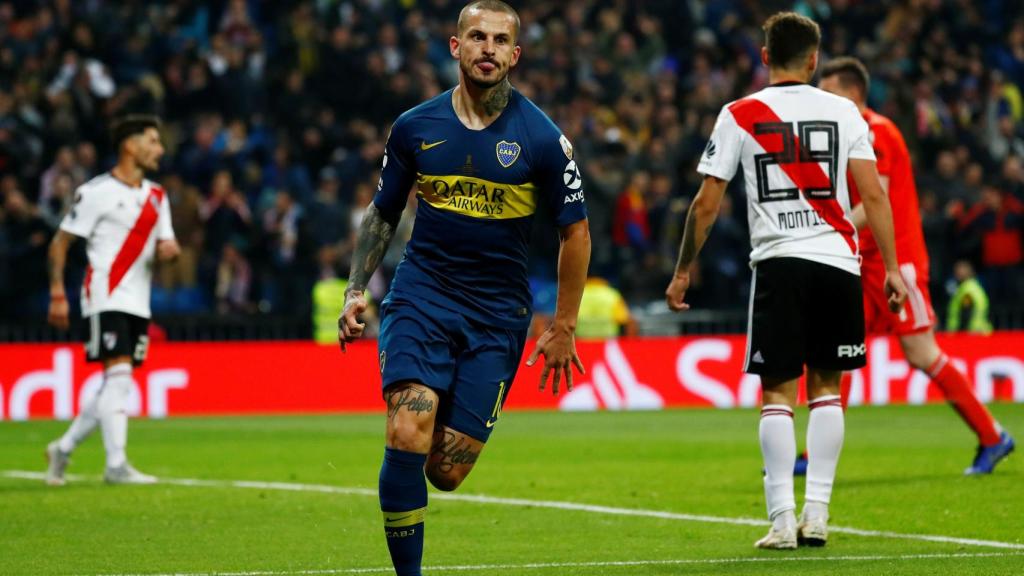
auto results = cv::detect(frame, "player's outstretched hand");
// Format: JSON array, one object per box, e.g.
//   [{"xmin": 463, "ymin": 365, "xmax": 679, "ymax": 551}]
[
  {"xmin": 338, "ymin": 290, "xmax": 368, "ymax": 353},
  {"xmin": 665, "ymin": 271, "xmax": 691, "ymax": 312},
  {"xmin": 48, "ymin": 294, "xmax": 70, "ymax": 331},
  {"xmin": 884, "ymin": 270, "xmax": 909, "ymax": 313},
  {"xmin": 526, "ymin": 325, "xmax": 585, "ymax": 395}
]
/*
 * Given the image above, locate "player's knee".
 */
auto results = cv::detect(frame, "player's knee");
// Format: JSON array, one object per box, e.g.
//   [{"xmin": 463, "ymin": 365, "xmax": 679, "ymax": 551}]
[
  {"xmin": 901, "ymin": 336, "xmax": 940, "ymax": 371},
  {"xmin": 386, "ymin": 419, "xmax": 433, "ymax": 453},
  {"xmin": 425, "ymin": 468, "xmax": 465, "ymax": 492}
]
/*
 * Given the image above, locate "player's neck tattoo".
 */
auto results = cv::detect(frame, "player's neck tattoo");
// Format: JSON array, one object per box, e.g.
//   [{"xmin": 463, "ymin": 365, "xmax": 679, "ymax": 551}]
[{"xmin": 482, "ymin": 79, "xmax": 511, "ymax": 117}]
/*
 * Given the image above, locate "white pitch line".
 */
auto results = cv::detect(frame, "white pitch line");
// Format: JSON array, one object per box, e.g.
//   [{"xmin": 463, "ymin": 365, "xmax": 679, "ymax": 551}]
[
  {"xmin": 5, "ymin": 470, "xmax": 1024, "ymax": 552},
  {"xmin": 88, "ymin": 552, "xmax": 1024, "ymax": 576}
]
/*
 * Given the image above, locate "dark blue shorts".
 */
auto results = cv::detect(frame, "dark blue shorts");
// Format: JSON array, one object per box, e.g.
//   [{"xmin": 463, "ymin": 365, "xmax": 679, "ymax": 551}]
[{"xmin": 378, "ymin": 299, "xmax": 529, "ymax": 442}]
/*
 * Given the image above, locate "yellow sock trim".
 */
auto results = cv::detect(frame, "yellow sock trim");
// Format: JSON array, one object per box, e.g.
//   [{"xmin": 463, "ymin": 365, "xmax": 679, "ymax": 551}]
[{"xmin": 383, "ymin": 506, "xmax": 426, "ymax": 528}]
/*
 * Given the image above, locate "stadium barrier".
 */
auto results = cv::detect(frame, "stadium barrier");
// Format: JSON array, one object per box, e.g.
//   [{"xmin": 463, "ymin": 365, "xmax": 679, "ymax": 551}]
[{"xmin": 1, "ymin": 333, "xmax": 1022, "ymax": 420}]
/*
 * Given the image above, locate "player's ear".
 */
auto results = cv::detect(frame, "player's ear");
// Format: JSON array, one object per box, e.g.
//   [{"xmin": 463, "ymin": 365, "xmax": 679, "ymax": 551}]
[
  {"xmin": 450, "ymin": 35, "xmax": 460, "ymax": 59},
  {"xmin": 509, "ymin": 44, "xmax": 521, "ymax": 68},
  {"xmin": 760, "ymin": 47, "xmax": 769, "ymax": 68},
  {"xmin": 808, "ymin": 50, "xmax": 819, "ymax": 75}
]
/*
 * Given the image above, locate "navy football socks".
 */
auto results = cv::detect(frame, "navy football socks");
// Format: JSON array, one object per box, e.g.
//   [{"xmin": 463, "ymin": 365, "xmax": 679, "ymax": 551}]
[{"xmin": 379, "ymin": 448, "xmax": 428, "ymax": 576}]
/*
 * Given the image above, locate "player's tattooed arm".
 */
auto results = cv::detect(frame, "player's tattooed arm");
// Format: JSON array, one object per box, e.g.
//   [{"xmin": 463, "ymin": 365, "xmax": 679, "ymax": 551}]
[
  {"xmin": 673, "ymin": 176, "xmax": 728, "ymax": 274},
  {"xmin": 675, "ymin": 208, "xmax": 703, "ymax": 272},
  {"xmin": 482, "ymin": 78, "xmax": 512, "ymax": 117},
  {"xmin": 339, "ymin": 203, "xmax": 400, "ymax": 351},
  {"xmin": 666, "ymin": 176, "xmax": 727, "ymax": 312},
  {"xmin": 346, "ymin": 203, "xmax": 399, "ymax": 294}
]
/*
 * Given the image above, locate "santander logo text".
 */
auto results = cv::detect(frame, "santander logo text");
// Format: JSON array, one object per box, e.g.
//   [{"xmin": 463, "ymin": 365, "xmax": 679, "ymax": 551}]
[
  {"xmin": 547, "ymin": 335, "xmax": 1024, "ymax": 411},
  {"xmin": 0, "ymin": 335, "xmax": 1021, "ymax": 418},
  {"xmin": 0, "ymin": 348, "xmax": 188, "ymax": 421}
]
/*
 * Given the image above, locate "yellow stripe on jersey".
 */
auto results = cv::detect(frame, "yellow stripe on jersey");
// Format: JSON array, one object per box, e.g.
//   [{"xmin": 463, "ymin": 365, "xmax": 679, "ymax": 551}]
[
  {"xmin": 416, "ymin": 173, "xmax": 537, "ymax": 219},
  {"xmin": 383, "ymin": 507, "xmax": 427, "ymax": 527}
]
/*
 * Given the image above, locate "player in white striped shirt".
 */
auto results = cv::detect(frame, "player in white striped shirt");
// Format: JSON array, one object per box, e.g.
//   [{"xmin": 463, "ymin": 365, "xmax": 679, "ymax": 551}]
[
  {"xmin": 665, "ymin": 13, "xmax": 907, "ymax": 549},
  {"xmin": 45, "ymin": 115, "xmax": 179, "ymax": 486}
]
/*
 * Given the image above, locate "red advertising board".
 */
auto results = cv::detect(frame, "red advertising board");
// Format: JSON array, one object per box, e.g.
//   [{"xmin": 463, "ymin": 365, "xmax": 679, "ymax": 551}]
[{"xmin": 1, "ymin": 333, "xmax": 1022, "ymax": 420}]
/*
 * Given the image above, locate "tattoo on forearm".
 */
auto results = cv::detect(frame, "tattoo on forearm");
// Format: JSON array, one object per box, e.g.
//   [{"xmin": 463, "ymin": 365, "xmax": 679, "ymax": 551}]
[
  {"xmin": 676, "ymin": 207, "xmax": 715, "ymax": 274},
  {"xmin": 676, "ymin": 207, "xmax": 699, "ymax": 272},
  {"xmin": 385, "ymin": 387, "xmax": 435, "ymax": 419},
  {"xmin": 430, "ymin": 431, "xmax": 480, "ymax": 473},
  {"xmin": 48, "ymin": 255, "xmax": 63, "ymax": 285},
  {"xmin": 348, "ymin": 203, "xmax": 397, "ymax": 292},
  {"xmin": 48, "ymin": 234, "xmax": 66, "ymax": 286},
  {"xmin": 483, "ymin": 79, "xmax": 512, "ymax": 116}
]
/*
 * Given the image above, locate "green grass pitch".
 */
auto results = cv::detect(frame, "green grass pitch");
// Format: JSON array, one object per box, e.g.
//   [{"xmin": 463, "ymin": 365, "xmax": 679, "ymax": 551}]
[{"xmin": 1, "ymin": 404, "xmax": 1022, "ymax": 575}]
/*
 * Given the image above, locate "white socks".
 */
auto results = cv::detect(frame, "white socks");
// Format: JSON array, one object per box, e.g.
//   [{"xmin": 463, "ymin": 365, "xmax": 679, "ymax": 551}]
[
  {"xmin": 806, "ymin": 395, "xmax": 844, "ymax": 506},
  {"xmin": 58, "ymin": 395, "xmax": 99, "ymax": 454},
  {"xmin": 760, "ymin": 404, "xmax": 796, "ymax": 521},
  {"xmin": 57, "ymin": 363, "xmax": 133, "ymax": 469},
  {"xmin": 98, "ymin": 364, "xmax": 133, "ymax": 468}
]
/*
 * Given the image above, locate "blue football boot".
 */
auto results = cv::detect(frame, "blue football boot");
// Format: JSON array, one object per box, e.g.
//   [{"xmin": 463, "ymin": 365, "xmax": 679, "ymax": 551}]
[{"xmin": 964, "ymin": 431, "xmax": 1015, "ymax": 475}]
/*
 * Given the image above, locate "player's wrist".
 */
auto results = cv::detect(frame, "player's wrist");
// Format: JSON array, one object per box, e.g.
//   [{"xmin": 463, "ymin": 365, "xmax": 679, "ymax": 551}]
[
  {"xmin": 551, "ymin": 319, "xmax": 576, "ymax": 335},
  {"xmin": 50, "ymin": 291, "xmax": 67, "ymax": 301}
]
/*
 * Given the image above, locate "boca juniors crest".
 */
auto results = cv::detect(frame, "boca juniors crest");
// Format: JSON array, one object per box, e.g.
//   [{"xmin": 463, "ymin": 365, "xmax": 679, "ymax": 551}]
[{"xmin": 496, "ymin": 140, "xmax": 521, "ymax": 168}]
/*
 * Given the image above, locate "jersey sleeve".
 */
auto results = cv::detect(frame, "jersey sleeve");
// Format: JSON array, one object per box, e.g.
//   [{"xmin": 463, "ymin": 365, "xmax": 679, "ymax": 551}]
[
  {"xmin": 535, "ymin": 131, "xmax": 587, "ymax": 227},
  {"xmin": 870, "ymin": 124, "xmax": 894, "ymax": 176},
  {"xmin": 847, "ymin": 105, "xmax": 876, "ymax": 162},
  {"xmin": 157, "ymin": 192, "xmax": 176, "ymax": 241},
  {"xmin": 373, "ymin": 115, "xmax": 417, "ymax": 218},
  {"xmin": 697, "ymin": 107, "xmax": 744, "ymax": 181},
  {"xmin": 59, "ymin": 185, "xmax": 103, "ymax": 239}
]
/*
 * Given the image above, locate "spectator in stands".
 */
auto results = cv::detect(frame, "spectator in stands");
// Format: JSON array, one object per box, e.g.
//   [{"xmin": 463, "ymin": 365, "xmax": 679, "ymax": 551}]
[
  {"xmin": 1, "ymin": 188, "xmax": 51, "ymax": 319},
  {"xmin": 215, "ymin": 239, "xmax": 252, "ymax": 315},
  {"xmin": 576, "ymin": 274, "xmax": 636, "ymax": 340},
  {"xmin": 957, "ymin": 181, "xmax": 1024, "ymax": 303},
  {"xmin": 947, "ymin": 260, "xmax": 993, "ymax": 335},
  {"xmin": 1, "ymin": 0, "xmax": 1024, "ymax": 333}
]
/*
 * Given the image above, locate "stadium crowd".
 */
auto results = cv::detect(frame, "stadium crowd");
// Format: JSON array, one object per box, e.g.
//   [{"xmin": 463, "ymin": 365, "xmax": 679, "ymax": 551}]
[{"xmin": 0, "ymin": 0, "xmax": 1023, "ymax": 326}]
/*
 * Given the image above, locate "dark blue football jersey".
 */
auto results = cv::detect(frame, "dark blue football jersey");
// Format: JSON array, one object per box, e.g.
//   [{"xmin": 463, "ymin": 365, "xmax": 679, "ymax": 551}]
[{"xmin": 373, "ymin": 88, "xmax": 587, "ymax": 329}]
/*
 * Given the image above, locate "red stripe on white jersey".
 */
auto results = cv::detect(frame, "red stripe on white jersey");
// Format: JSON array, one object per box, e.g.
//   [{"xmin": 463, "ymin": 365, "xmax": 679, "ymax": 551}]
[
  {"xmin": 84, "ymin": 265, "xmax": 93, "ymax": 301},
  {"xmin": 108, "ymin": 185, "xmax": 164, "ymax": 296},
  {"xmin": 728, "ymin": 98, "xmax": 858, "ymax": 254}
]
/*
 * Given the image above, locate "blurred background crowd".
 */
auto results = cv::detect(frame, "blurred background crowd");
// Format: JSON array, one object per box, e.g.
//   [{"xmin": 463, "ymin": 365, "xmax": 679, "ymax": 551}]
[{"xmin": 0, "ymin": 0, "xmax": 1023, "ymax": 339}]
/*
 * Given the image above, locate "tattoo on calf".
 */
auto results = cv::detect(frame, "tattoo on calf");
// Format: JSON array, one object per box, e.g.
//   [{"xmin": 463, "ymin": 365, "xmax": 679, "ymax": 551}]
[
  {"xmin": 385, "ymin": 387, "xmax": 435, "ymax": 419},
  {"xmin": 430, "ymin": 431, "xmax": 480, "ymax": 473}
]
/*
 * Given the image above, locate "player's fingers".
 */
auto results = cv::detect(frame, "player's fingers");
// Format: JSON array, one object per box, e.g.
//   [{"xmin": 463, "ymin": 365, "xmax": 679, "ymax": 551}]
[
  {"xmin": 551, "ymin": 365, "xmax": 563, "ymax": 395},
  {"xmin": 349, "ymin": 321, "xmax": 365, "ymax": 337},
  {"xmin": 666, "ymin": 293, "xmax": 690, "ymax": 312},
  {"xmin": 538, "ymin": 364, "xmax": 550, "ymax": 390},
  {"xmin": 565, "ymin": 362, "xmax": 574, "ymax": 391},
  {"xmin": 526, "ymin": 345, "xmax": 541, "ymax": 367},
  {"xmin": 344, "ymin": 313, "xmax": 363, "ymax": 330},
  {"xmin": 571, "ymin": 353, "xmax": 586, "ymax": 375},
  {"xmin": 339, "ymin": 337, "xmax": 347, "ymax": 354}
]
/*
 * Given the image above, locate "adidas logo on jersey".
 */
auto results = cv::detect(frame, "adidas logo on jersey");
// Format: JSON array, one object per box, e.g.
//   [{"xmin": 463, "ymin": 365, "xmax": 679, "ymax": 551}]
[
  {"xmin": 559, "ymin": 340, "xmax": 663, "ymax": 411},
  {"xmin": 751, "ymin": 350, "xmax": 764, "ymax": 363}
]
